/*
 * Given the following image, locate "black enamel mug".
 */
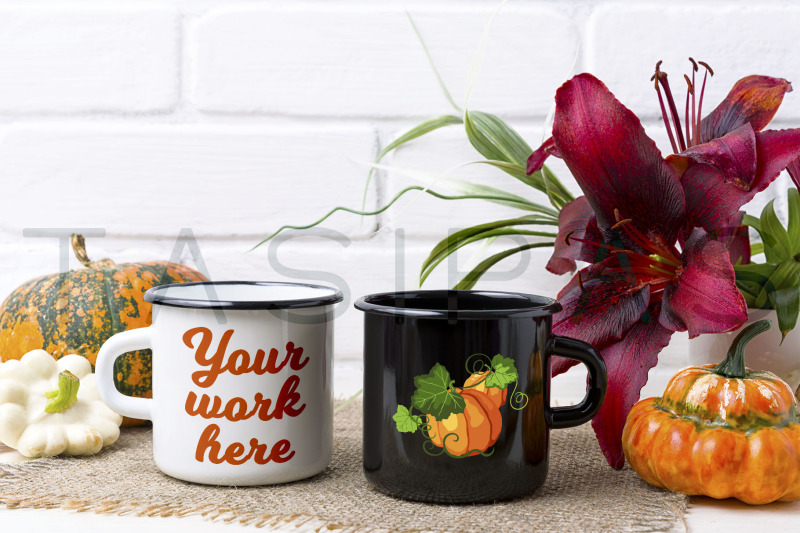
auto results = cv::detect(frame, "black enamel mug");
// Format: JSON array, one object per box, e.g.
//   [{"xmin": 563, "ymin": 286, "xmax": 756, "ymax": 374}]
[{"xmin": 354, "ymin": 290, "xmax": 607, "ymax": 503}]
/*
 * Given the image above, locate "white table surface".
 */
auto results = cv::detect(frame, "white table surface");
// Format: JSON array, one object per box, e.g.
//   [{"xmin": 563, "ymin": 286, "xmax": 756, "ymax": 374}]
[{"xmin": 1, "ymin": 355, "xmax": 798, "ymax": 532}]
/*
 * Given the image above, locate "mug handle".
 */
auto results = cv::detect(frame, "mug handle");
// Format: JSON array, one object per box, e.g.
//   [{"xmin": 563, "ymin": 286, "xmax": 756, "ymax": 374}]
[
  {"xmin": 95, "ymin": 327, "xmax": 154, "ymax": 421},
  {"xmin": 545, "ymin": 335, "xmax": 607, "ymax": 429}
]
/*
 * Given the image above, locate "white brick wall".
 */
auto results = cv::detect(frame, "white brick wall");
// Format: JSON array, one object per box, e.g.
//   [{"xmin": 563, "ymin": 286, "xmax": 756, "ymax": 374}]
[
  {"xmin": 0, "ymin": 6, "xmax": 179, "ymax": 113},
  {"xmin": 0, "ymin": 0, "xmax": 795, "ymax": 361}
]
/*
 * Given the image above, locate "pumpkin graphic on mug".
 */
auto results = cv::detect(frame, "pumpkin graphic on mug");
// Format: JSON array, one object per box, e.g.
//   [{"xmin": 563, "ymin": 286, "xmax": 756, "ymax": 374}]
[{"xmin": 393, "ymin": 354, "xmax": 527, "ymax": 458}]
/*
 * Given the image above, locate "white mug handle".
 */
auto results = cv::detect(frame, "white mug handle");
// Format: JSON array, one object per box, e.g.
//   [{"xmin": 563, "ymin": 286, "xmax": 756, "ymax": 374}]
[{"xmin": 95, "ymin": 327, "xmax": 154, "ymax": 421}]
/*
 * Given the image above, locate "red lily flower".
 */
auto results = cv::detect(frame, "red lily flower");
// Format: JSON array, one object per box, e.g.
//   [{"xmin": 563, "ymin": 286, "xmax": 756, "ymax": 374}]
[
  {"xmin": 533, "ymin": 61, "xmax": 800, "ymax": 267},
  {"xmin": 542, "ymin": 73, "xmax": 748, "ymax": 468}
]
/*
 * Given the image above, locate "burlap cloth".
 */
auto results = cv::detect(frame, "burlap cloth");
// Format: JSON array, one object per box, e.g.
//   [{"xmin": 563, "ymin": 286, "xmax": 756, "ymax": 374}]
[{"xmin": 0, "ymin": 400, "xmax": 687, "ymax": 532}]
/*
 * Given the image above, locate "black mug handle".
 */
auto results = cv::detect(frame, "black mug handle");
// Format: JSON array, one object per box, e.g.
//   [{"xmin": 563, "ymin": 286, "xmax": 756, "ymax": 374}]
[{"xmin": 545, "ymin": 335, "xmax": 607, "ymax": 429}]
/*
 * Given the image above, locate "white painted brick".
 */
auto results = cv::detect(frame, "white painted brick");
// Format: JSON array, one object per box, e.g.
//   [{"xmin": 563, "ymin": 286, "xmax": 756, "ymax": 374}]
[
  {"xmin": 0, "ymin": 6, "xmax": 179, "ymax": 113},
  {"xmin": 190, "ymin": 5, "xmax": 578, "ymax": 117},
  {"xmin": 587, "ymin": 4, "xmax": 800, "ymax": 121},
  {"xmin": 0, "ymin": 124, "xmax": 377, "ymax": 238}
]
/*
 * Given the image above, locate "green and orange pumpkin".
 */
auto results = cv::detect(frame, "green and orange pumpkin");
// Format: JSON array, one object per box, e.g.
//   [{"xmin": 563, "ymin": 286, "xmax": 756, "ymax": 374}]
[{"xmin": 0, "ymin": 235, "xmax": 207, "ymax": 423}]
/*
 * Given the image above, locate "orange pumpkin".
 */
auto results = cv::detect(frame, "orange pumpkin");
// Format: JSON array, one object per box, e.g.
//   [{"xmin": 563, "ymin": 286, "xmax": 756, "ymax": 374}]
[
  {"xmin": 426, "ymin": 389, "xmax": 502, "ymax": 457},
  {"xmin": 464, "ymin": 370, "xmax": 508, "ymax": 408},
  {"xmin": 623, "ymin": 320, "xmax": 800, "ymax": 504}
]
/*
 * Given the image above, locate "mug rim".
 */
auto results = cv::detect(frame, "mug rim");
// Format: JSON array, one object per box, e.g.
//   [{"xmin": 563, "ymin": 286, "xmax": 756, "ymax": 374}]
[
  {"xmin": 144, "ymin": 281, "xmax": 343, "ymax": 310},
  {"xmin": 354, "ymin": 289, "xmax": 561, "ymax": 319}
]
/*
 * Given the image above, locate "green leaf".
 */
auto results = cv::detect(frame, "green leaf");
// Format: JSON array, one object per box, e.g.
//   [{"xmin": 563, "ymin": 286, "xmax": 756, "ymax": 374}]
[
  {"xmin": 462, "ymin": 110, "xmax": 575, "ymax": 207},
  {"xmin": 768, "ymin": 286, "xmax": 800, "ymax": 342},
  {"xmin": 453, "ymin": 242, "xmax": 555, "ymax": 290},
  {"xmin": 484, "ymin": 355, "xmax": 518, "ymax": 389},
  {"xmin": 435, "ymin": 176, "xmax": 559, "ymax": 216},
  {"xmin": 760, "ymin": 199, "xmax": 793, "ymax": 262},
  {"xmin": 406, "ymin": 13, "xmax": 460, "ymax": 113},
  {"xmin": 420, "ymin": 227, "xmax": 556, "ymax": 285},
  {"xmin": 361, "ymin": 160, "xmax": 561, "ymax": 217},
  {"xmin": 735, "ymin": 262, "xmax": 777, "ymax": 286},
  {"xmin": 736, "ymin": 280, "xmax": 761, "ymax": 308},
  {"xmin": 541, "ymin": 164, "xmax": 574, "ymax": 210},
  {"xmin": 742, "ymin": 213, "xmax": 762, "ymax": 232},
  {"xmin": 464, "ymin": 110, "xmax": 532, "ymax": 166},
  {"xmin": 253, "ymin": 184, "xmax": 558, "ymax": 249},
  {"xmin": 750, "ymin": 242, "xmax": 765, "ymax": 257},
  {"xmin": 754, "ymin": 259, "xmax": 800, "ymax": 309},
  {"xmin": 392, "ymin": 405, "xmax": 422, "ymax": 433},
  {"xmin": 420, "ymin": 216, "xmax": 558, "ymax": 284},
  {"xmin": 362, "ymin": 115, "xmax": 463, "ymax": 211},
  {"xmin": 411, "ymin": 363, "xmax": 466, "ymax": 419},
  {"xmin": 788, "ymin": 188, "xmax": 800, "ymax": 255}
]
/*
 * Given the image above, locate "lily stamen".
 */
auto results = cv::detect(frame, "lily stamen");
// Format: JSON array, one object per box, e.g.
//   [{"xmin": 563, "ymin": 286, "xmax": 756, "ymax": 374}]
[
  {"xmin": 695, "ymin": 61, "xmax": 714, "ymax": 144},
  {"xmin": 658, "ymin": 72, "xmax": 687, "ymax": 151},
  {"xmin": 684, "ymin": 74, "xmax": 693, "ymax": 149},
  {"xmin": 653, "ymin": 62, "xmax": 680, "ymax": 153},
  {"xmin": 612, "ymin": 208, "xmax": 677, "ymax": 260},
  {"xmin": 654, "ymin": 59, "xmax": 714, "ymax": 150},
  {"xmin": 689, "ymin": 58, "xmax": 699, "ymax": 144}
]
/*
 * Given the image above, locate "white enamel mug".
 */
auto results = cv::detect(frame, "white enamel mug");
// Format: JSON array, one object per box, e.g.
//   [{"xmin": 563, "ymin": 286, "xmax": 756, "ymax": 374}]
[{"xmin": 95, "ymin": 281, "xmax": 341, "ymax": 486}]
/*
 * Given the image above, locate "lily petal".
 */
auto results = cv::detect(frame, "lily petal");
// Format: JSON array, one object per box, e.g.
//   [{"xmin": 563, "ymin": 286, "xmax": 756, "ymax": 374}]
[
  {"xmin": 554, "ymin": 258, "xmax": 651, "ymax": 349},
  {"xmin": 591, "ymin": 315, "xmax": 673, "ymax": 469},
  {"xmin": 680, "ymin": 129, "xmax": 800, "ymax": 235},
  {"xmin": 679, "ymin": 163, "xmax": 742, "ymax": 235},
  {"xmin": 701, "ymin": 76, "xmax": 792, "ymax": 142},
  {"xmin": 720, "ymin": 212, "xmax": 751, "ymax": 266},
  {"xmin": 546, "ymin": 196, "xmax": 605, "ymax": 275},
  {"xmin": 552, "ymin": 73, "xmax": 686, "ymax": 250},
  {"xmin": 659, "ymin": 228, "xmax": 747, "ymax": 337},
  {"xmin": 668, "ymin": 124, "xmax": 757, "ymax": 190},
  {"xmin": 788, "ymin": 158, "xmax": 800, "ymax": 189},
  {"xmin": 527, "ymin": 136, "xmax": 561, "ymax": 175},
  {"xmin": 754, "ymin": 128, "xmax": 800, "ymax": 190}
]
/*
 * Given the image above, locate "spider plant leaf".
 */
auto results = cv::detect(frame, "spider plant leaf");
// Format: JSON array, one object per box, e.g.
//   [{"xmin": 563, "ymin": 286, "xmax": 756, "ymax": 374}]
[
  {"xmin": 788, "ymin": 188, "xmax": 800, "ymax": 255},
  {"xmin": 253, "ymin": 185, "xmax": 554, "ymax": 249},
  {"xmin": 464, "ymin": 109, "xmax": 532, "ymax": 165},
  {"xmin": 421, "ymin": 228, "xmax": 555, "ymax": 285},
  {"xmin": 361, "ymin": 160, "xmax": 561, "ymax": 217},
  {"xmin": 463, "ymin": 110, "xmax": 573, "ymax": 207},
  {"xmin": 406, "ymin": 12, "xmax": 460, "ymax": 113},
  {"xmin": 463, "ymin": 0, "xmax": 508, "ymax": 107},
  {"xmin": 362, "ymin": 115, "xmax": 463, "ymax": 210},
  {"xmin": 420, "ymin": 217, "xmax": 558, "ymax": 284},
  {"xmin": 436, "ymin": 176, "xmax": 559, "ymax": 216},
  {"xmin": 760, "ymin": 199, "xmax": 793, "ymax": 263},
  {"xmin": 541, "ymin": 164, "xmax": 574, "ymax": 210},
  {"xmin": 453, "ymin": 242, "xmax": 555, "ymax": 290}
]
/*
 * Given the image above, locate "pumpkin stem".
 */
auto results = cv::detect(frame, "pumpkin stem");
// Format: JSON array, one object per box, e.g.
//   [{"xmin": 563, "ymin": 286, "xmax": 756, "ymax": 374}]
[
  {"xmin": 44, "ymin": 371, "xmax": 80, "ymax": 413},
  {"xmin": 713, "ymin": 319, "xmax": 772, "ymax": 379},
  {"xmin": 71, "ymin": 234, "xmax": 116, "ymax": 269}
]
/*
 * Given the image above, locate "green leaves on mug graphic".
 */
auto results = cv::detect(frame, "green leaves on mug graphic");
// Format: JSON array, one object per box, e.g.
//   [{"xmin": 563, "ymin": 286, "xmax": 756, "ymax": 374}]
[
  {"xmin": 393, "ymin": 355, "xmax": 523, "ymax": 434},
  {"xmin": 411, "ymin": 363, "xmax": 466, "ymax": 420},
  {"xmin": 393, "ymin": 405, "xmax": 422, "ymax": 433},
  {"xmin": 484, "ymin": 354, "xmax": 518, "ymax": 389}
]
